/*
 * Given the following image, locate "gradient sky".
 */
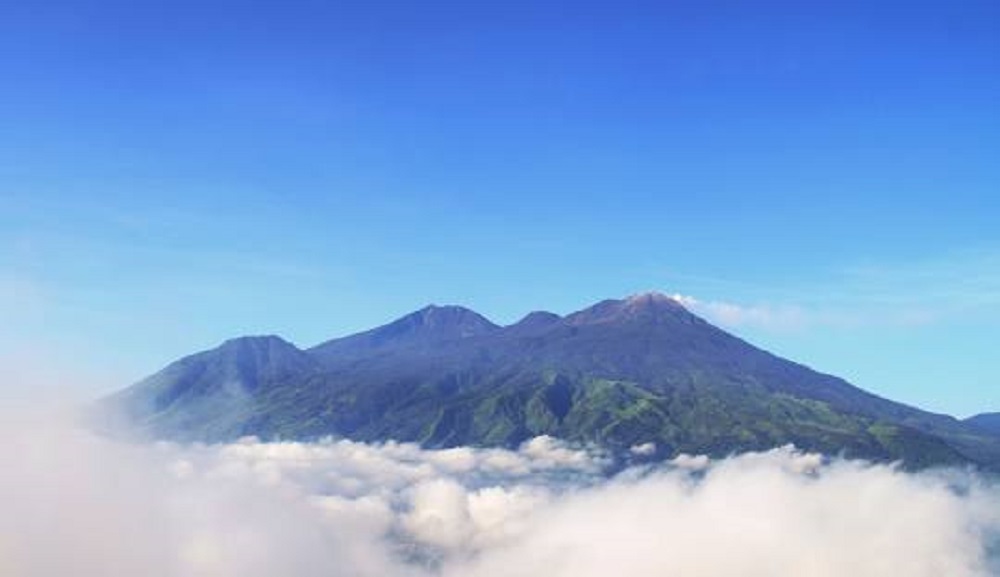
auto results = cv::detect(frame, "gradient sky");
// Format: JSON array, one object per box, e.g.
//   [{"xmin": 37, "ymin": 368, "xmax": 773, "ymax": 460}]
[{"xmin": 1, "ymin": 0, "xmax": 997, "ymax": 416}]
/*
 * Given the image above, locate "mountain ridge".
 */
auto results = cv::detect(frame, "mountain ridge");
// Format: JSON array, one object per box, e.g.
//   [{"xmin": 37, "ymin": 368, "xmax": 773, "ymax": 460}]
[
  {"xmin": 103, "ymin": 293, "xmax": 1000, "ymax": 470},
  {"xmin": 965, "ymin": 413, "xmax": 1000, "ymax": 438},
  {"xmin": 308, "ymin": 304, "xmax": 500, "ymax": 366}
]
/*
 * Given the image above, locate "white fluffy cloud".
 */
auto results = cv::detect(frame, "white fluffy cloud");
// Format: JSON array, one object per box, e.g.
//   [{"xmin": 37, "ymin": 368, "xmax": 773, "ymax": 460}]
[
  {"xmin": 671, "ymin": 293, "xmax": 816, "ymax": 330},
  {"xmin": 1, "ymin": 417, "xmax": 998, "ymax": 577}
]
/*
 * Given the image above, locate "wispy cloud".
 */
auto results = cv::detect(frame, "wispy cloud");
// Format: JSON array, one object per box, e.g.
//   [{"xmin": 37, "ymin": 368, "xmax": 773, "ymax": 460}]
[{"xmin": 672, "ymin": 294, "xmax": 815, "ymax": 330}]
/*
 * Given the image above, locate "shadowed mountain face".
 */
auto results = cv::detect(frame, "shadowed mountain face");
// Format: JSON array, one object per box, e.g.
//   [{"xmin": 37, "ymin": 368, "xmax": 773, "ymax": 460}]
[
  {"xmin": 309, "ymin": 304, "xmax": 500, "ymax": 363},
  {"xmin": 966, "ymin": 413, "xmax": 1000, "ymax": 437},
  {"xmin": 105, "ymin": 294, "xmax": 1000, "ymax": 470}
]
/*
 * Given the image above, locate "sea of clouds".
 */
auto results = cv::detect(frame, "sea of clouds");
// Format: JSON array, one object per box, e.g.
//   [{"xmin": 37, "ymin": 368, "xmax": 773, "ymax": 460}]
[{"xmin": 2, "ymin": 412, "xmax": 999, "ymax": 577}]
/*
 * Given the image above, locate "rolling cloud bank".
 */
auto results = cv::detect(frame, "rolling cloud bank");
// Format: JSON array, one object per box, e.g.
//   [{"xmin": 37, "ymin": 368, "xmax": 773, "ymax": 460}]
[{"xmin": 1, "ymin": 416, "xmax": 999, "ymax": 577}]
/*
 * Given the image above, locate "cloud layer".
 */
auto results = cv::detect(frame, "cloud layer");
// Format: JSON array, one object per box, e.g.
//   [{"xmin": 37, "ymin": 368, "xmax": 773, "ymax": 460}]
[{"xmin": 1, "ymin": 418, "xmax": 998, "ymax": 577}]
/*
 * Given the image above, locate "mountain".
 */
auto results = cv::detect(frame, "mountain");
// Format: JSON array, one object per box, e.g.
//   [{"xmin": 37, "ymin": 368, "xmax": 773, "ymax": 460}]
[
  {"xmin": 310, "ymin": 304, "xmax": 500, "ymax": 364},
  {"xmin": 107, "ymin": 335, "xmax": 320, "ymax": 440},
  {"xmin": 103, "ymin": 293, "xmax": 1000, "ymax": 470},
  {"xmin": 965, "ymin": 413, "xmax": 1000, "ymax": 437}
]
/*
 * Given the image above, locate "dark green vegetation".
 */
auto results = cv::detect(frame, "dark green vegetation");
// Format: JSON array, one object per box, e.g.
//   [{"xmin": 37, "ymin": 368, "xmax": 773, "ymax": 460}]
[{"xmin": 105, "ymin": 293, "xmax": 1000, "ymax": 469}]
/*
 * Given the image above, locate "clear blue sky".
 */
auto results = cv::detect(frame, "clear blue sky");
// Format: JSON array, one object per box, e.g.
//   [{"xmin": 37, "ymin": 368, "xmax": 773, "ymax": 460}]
[{"xmin": 1, "ymin": 0, "xmax": 997, "ymax": 416}]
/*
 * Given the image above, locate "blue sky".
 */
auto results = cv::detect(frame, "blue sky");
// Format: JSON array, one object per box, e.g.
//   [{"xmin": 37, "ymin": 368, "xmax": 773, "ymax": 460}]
[{"xmin": 1, "ymin": 0, "xmax": 997, "ymax": 416}]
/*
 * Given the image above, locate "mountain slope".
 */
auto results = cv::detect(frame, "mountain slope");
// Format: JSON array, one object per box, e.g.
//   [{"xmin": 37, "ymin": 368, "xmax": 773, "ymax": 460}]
[
  {"xmin": 106, "ymin": 335, "xmax": 320, "ymax": 439},
  {"xmin": 966, "ymin": 413, "xmax": 1000, "ymax": 437},
  {"xmin": 104, "ymin": 294, "xmax": 1000, "ymax": 469},
  {"xmin": 309, "ymin": 304, "xmax": 500, "ymax": 365}
]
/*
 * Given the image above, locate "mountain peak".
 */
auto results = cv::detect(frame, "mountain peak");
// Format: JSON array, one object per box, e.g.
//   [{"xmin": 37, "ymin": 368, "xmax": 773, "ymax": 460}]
[
  {"xmin": 401, "ymin": 304, "xmax": 499, "ymax": 335},
  {"xmin": 624, "ymin": 291, "xmax": 687, "ymax": 309},
  {"xmin": 309, "ymin": 304, "xmax": 500, "ymax": 361},
  {"xmin": 566, "ymin": 292, "xmax": 692, "ymax": 326},
  {"xmin": 508, "ymin": 310, "xmax": 562, "ymax": 332},
  {"xmin": 965, "ymin": 413, "xmax": 1000, "ymax": 437},
  {"xmin": 212, "ymin": 335, "xmax": 311, "ymax": 369},
  {"xmin": 219, "ymin": 334, "xmax": 297, "ymax": 351}
]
